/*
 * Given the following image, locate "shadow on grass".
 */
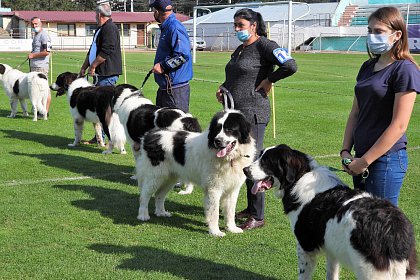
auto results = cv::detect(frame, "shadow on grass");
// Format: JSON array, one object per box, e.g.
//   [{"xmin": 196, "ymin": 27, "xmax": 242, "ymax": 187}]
[
  {"xmin": 1, "ymin": 129, "xmax": 105, "ymax": 153},
  {"xmin": 0, "ymin": 109, "xmax": 26, "ymax": 118},
  {"xmin": 54, "ymin": 184, "xmax": 206, "ymax": 232},
  {"xmin": 89, "ymin": 244, "xmax": 277, "ymax": 280},
  {"xmin": 11, "ymin": 151, "xmax": 134, "ymax": 185}
]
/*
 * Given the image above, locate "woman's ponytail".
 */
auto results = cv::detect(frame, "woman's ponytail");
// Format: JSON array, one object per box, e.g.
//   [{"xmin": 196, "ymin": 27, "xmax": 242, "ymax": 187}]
[{"xmin": 255, "ymin": 11, "xmax": 267, "ymax": 37}]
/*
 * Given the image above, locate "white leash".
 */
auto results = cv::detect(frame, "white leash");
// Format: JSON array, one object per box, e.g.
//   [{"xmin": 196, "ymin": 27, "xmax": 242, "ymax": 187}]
[{"xmin": 219, "ymin": 85, "xmax": 234, "ymax": 110}]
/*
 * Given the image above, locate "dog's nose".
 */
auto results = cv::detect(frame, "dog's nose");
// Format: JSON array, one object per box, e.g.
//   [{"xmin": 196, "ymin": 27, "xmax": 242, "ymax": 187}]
[
  {"xmin": 214, "ymin": 138, "xmax": 222, "ymax": 147},
  {"xmin": 243, "ymin": 166, "xmax": 250, "ymax": 177}
]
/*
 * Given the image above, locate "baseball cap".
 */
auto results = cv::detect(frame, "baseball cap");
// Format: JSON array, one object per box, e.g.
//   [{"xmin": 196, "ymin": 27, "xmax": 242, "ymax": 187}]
[{"xmin": 149, "ymin": 0, "xmax": 172, "ymax": 11}]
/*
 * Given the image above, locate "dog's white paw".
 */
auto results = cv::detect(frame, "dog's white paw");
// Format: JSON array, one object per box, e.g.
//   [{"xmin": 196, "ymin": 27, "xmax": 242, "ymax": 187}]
[
  {"xmin": 120, "ymin": 149, "xmax": 127, "ymax": 155},
  {"xmin": 209, "ymin": 230, "xmax": 226, "ymax": 237},
  {"xmin": 137, "ymin": 214, "xmax": 150, "ymax": 221},
  {"xmin": 32, "ymin": 117, "xmax": 38, "ymax": 122},
  {"xmin": 155, "ymin": 210, "xmax": 172, "ymax": 217},
  {"xmin": 227, "ymin": 226, "xmax": 243, "ymax": 234},
  {"xmin": 178, "ymin": 190, "xmax": 192, "ymax": 195},
  {"xmin": 178, "ymin": 184, "xmax": 194, "ymax": 195}
]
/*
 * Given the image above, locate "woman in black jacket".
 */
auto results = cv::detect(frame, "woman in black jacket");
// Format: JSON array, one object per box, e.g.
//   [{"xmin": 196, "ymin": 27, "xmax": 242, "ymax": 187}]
[{"xmin": 216, "ymin": 8, "xmax": 297, "ymax": 230}]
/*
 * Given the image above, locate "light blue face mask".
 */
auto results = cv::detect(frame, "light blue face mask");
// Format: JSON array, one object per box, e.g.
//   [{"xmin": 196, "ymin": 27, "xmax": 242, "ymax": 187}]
[
  {"xmin": 367, "ymin": 33, "xmax": 396, "ymax": 54},
  {"xmin": 32, "ymin": 27, "xmax": 40, "ymax": 33},
  {"xmin": 236, "ymin": 29, "xmax": 251, "ymax": 42}
]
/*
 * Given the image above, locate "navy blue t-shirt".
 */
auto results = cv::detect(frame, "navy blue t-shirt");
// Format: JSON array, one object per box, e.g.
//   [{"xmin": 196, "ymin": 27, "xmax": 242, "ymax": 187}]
[{"xmin": 354, "ymin": 58, "xmax": 420, "ymax": 156}]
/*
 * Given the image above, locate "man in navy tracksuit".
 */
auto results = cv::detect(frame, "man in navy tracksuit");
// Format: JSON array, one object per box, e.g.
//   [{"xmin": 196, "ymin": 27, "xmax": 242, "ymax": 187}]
[{"xmin": 150, "ymin": 0, "xmax": 193, "ymax": 113}]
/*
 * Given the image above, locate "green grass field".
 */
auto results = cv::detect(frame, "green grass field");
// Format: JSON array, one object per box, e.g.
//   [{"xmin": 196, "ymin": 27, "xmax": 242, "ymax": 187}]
[{"xmin": 0, "ymin": 51, "xmax": 418, "ymax": 279}]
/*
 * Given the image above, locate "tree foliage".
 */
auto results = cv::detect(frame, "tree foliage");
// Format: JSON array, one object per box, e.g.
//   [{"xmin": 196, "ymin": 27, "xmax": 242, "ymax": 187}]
[
  {"xmin": 2, "ymin": 0, "xmax": 336, "ymax": 14},
  {"xmin": 2, "ymin": 0, "xmax": 96, "ymax": 11}
]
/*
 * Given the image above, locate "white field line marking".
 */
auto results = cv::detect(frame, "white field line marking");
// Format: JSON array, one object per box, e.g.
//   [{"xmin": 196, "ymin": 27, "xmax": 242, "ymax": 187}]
[
  {"xmin": 3, "ymin": 176, "xmax": 94, "ymax": 186},
  {"xmin": 2, "ymin": 147, "xmax": 419, "ymax": 187},
  {"xmin": 2, "ymin": 172, "xmax": 129, "ymax": 187}
]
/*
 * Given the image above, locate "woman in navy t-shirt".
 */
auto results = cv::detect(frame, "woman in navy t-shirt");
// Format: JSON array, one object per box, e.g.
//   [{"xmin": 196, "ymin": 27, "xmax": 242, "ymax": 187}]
[{"xmin": 341, "ymin": 6, "xmax": 420, "ymax": 206}]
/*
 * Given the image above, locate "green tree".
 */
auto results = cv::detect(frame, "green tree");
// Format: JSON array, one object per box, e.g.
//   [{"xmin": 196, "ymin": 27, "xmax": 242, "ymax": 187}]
[{"xmin": 1, "ymin": 0, "xmax": 96, "ymax": 11}]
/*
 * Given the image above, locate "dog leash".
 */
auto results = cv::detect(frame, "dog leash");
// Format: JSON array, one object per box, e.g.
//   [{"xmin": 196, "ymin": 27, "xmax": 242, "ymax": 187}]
[
  {"xmin": 84, "ymin": 73, "xmax": 99, "ymax": 86},
  {"xmin": 140, "ymin": 70, "xmax": 153, "ymax": 90},
  {"xmin": 15, "ymin": 58, "xmax": 29, "ymax": 69},
  {"xmin": 342, "ymin": 158, "xmax": 369, "ymax": 183},
  {"xmin": 219, "ymin": 85, "xmax": 234, "ymax": 110}
]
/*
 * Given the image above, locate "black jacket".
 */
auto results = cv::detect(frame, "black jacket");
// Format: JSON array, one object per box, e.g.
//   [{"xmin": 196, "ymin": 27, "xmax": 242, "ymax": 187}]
[
  {"xmin": 90, "ymin": 18, "xmax": 122, "ymax": 76},
  {"xmin": 223, "ymin": 36, "xmax": 297, "ymax": 124}
]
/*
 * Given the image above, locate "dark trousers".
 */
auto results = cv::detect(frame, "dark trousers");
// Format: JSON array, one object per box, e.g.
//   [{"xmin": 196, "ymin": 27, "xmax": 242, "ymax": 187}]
[
  {"xmin": 156, "ymin": 83, "xmax": 190, "ymax": 113},
  {"xmin": 245, "ymin": 122, "xmax": 267, "ymax": 220}
]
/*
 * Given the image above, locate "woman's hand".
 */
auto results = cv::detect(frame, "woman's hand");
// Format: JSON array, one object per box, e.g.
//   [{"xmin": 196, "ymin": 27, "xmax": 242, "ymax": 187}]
[
  {"xmin": 216, "ymin": 87, "xmax": 224, "ymax": 104},
  {"xmin": 340, "ymin": 150, "xmax": 354, "ymax": 175},
  {"xmin": 255, "ymin": 78, "xmax": 273, "ymax": 96},
  {"xmin": 347, "ymin": 157, "xmax": 369, "ymax": 176}
]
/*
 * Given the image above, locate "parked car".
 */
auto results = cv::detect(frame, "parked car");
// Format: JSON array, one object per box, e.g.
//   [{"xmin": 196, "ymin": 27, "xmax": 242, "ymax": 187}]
[{"xmin": 190, "ymin": 37, "xmax": 206, "ymax": 50}]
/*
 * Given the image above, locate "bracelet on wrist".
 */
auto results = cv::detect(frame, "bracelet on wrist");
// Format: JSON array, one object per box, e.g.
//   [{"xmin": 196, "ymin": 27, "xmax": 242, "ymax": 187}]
[{"xmin": 340, "ymin": 149, "xmax": 351, "ymax": 157}]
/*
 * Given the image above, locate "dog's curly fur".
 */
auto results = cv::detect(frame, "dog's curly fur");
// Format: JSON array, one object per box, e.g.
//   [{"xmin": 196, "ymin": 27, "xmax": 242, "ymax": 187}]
[
  {"xmin": 244, "ymin": 144, "xmax": 418, "ymax": 280},
  {"xmin": 136, "ymin": 110, "xmax": 256, "ymax": 237},
  {"xmin": 0, "ymin": 63, "xmax": 49, "ymax": 121}
]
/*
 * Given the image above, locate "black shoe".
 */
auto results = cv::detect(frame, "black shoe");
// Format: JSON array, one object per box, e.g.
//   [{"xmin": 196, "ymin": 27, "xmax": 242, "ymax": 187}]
[
  {"xmin": 239, "ymin": 217, "xmax": 265, "ymax": 230},
  {"xmin": 235, "ymin": 209, "xmax": 251, "ymax": 220}
]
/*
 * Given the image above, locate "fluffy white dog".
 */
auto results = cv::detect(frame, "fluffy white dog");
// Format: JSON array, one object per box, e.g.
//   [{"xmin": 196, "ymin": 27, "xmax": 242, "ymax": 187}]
[
  {"xmin": 136, "ymin": 110, "xmax": 256, "ymax": 237},
  {"xmin": 0, "ymin": 63, "xmax": 49, "ymax": 121}
]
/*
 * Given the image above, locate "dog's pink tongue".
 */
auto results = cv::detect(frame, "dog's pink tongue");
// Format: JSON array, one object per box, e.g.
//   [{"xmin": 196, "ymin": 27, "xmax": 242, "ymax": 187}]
[
  {"xmin": 251, "ymin": 181, "xmax": 263, "ymax": 195},
  {"xmin": 217, "ymin": 148, "xmax": 227, "ymax": 158}
]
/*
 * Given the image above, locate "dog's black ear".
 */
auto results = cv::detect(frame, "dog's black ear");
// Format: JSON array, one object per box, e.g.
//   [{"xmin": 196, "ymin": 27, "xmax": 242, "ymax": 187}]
[
  {"xmin": 207, "ymin": 111, "xmax": 225, "ymax": 149},
  {"xmin": 273, "ymin": 144, "xmax": 297, "ymax": 187},
  {"xmin": 285, "ymin": 162, "xmax": 297, "ymax": 184},
  {"xmin": 286, "ymin": 148, "xmax": 311, "ymax": 185},
  {"xmin": 235, "ymin": 113, "xmax": 252, "ymax": 144},
  {"xmin": 0, "ymin": 64, "xmax": 5, "ymax": 75}
]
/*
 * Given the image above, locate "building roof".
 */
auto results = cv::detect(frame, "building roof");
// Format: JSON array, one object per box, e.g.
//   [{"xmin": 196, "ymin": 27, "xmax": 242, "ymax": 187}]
[
  {"xmin": 184, "ymin": 2, "xmax": 338, "ymax": 24},
  {"xmin": 2, "ymin": 10, "xmax": 190, "ymax": 24}
]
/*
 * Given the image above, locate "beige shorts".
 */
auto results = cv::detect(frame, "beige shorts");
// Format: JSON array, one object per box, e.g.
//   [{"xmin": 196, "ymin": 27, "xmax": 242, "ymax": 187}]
[{"xmin": 31, "ymin": 67, "xmax": 49, "ymax": 76}]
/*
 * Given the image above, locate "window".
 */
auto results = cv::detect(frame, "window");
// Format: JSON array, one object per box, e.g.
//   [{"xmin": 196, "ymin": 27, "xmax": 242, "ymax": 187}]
[
  {"xmin": 85, "ymin": 24, "xmax": 97, "ymax": 36},
  {"xmin": 117, "ymin": 24, "xmax": 130, "ymax": 37},
  {"xmin": 57, "ymin": 24, "xmax": 76, "ymax": 36}
]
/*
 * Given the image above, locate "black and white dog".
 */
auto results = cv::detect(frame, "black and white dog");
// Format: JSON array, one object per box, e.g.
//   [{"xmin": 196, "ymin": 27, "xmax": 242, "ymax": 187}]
[
  {"xmin": 136, "ymin": 110, "xmax": 256, "ymax": 237},
  {"xmin": 50, "ymin": 72, "xmax": 128, "ymax": 154},
  {"xmin": 112, "ymin": 86, "xmax": 201, "ymax": 187},
  {"xmin": 243, "ymin": 144, "xmax": 418, "ymax": 280},
  {"xmin": 0, "ymin": 63, "xmax": 49, "ymax": 121},
  {"xmin": 113, "ymin": 88, "xmax": 201, "ymax": 157}
]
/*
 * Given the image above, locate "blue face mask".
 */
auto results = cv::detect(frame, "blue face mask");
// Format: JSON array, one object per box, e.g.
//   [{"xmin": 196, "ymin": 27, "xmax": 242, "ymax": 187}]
[
  {"xmin": 236, "ymin": 29, "xmax": 251, "ymax": 42},
  {"xmin": 32, "ymin": 27, "xmax": 40, "ymax": 33},
  {"xmin": 367, "ymin": 33, "xmax": 396, "ymax": 54}
]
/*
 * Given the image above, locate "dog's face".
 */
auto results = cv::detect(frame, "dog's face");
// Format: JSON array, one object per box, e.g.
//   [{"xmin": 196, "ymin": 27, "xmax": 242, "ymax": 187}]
[
  {"xmin": 207, "ymin": 110, "xmax": 252, "ymax": 158},
  {"xmin": 0, "ymin": 64, "xmax": 12, "ymax": 81},
  {"xmin": 243, "ymin": 144, "xmax": 311, "ymax": 196},
  {"xmin": 50, "ymin": 72, "xmax": 78, "ymax": 96}
]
